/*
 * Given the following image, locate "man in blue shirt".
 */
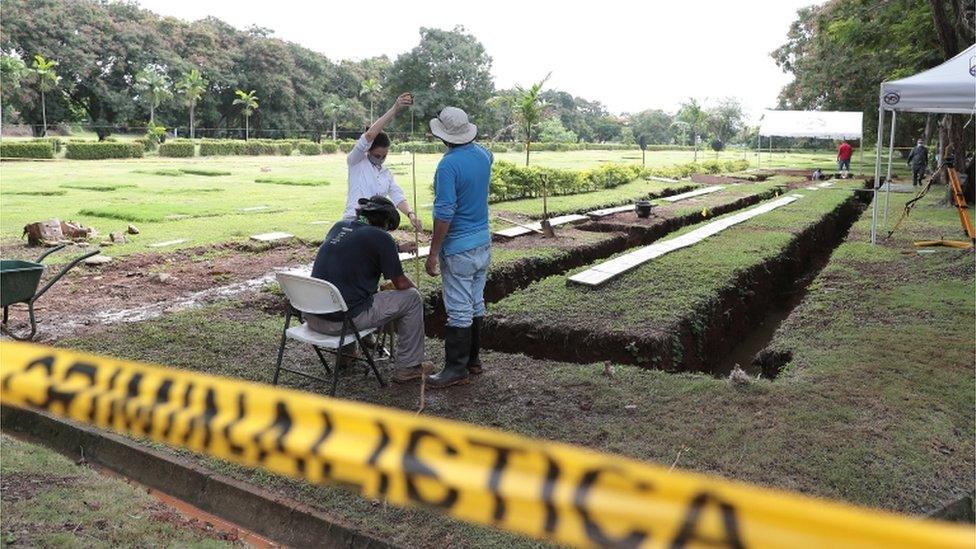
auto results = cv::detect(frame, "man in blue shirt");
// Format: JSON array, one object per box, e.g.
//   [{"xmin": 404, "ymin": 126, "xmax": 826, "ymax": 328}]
[{"xmin": 425, "ymin": 107, "xmax": 493, "ymax": 388}]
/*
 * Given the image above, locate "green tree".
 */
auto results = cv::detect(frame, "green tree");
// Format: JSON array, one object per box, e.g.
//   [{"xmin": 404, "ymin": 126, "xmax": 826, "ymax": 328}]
[
  {"xmin": 676, "ymin": 98, "xmax": 709, "ymax": 161},
  {"xmin": 31, "ymin": 54, "xmax": 60, "ymax": 136},
  {"xmin": 233, "ymin": 89, "xmax": 259, "ymax": 140},
  {"xmin": 135, "ymin": 65, "xmax": 172, "ymax": 125},
  {"xmin": 385, "ymin": 27, "xmax": 494, "ymax": 123},
  {"xmin": 175, "ymin": 68, "xmax": 207, "ymax": 139},
  {"xmin": 629, "ymin": 109, "xmax": 673, "ymax": 145},
  {"xmin": 706, "ymin": 97, "xmax": 744, "ymax": 142},
  {"xmin": 515, "ymin": 73, "xmax": 551, "ymax": 166},
  {"xmin": 323, "ymin": 95, "xmax": 347, "ymax": 141},
  {"xmin": 1, "ymin": 54, "xmax": 28, "ymax": 123},
  {"xmin": 538, "ymin": 117, "xmax": 577, "ymax": 143},
  {"xmin": 359, "ymin": 78, "xmax": 382, "ymax": 121}
]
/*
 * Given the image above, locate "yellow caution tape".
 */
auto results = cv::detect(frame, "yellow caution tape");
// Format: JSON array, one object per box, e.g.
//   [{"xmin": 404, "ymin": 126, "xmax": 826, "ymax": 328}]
[{"xmin": 1, "ymin": 341, "xmax": 971, "ymax": 548}]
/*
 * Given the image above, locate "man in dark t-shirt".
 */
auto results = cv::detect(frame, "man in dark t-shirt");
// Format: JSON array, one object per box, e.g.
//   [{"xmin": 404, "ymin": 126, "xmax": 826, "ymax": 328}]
[{"xmin": 305, "ymin": 195, "xmax": 432, "ymax": 383}]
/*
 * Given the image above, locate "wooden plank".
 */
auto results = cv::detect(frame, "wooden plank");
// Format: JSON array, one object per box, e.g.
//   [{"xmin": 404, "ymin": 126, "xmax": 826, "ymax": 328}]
[
  {"xmin": 493, "ymin": 214, "xmax": 588, "ymax": 238},
  {"xmin": 398, "ymin": 246, "xmax": 431, "ymax": 262},
  {"xmin": 250, "ymin": 232, "xmax": 293, "ymax": 243},
  {"xmin": 148, "ymin": 239, "xmax": 188, "ymax": 248},
  {"xmin": 568, "ymin": 195, "xmax": 800, "ymax": 287},
  {"xmin": 586, "ymin": 204, "xmax": 634, "ymax": 218},
  {"xmin": 660, "ymin": 186, "xmax": 725, "ymax": 203},
  {"xmin": 648, "ymin": 176, "xmax": 681, "ymax": 184}
]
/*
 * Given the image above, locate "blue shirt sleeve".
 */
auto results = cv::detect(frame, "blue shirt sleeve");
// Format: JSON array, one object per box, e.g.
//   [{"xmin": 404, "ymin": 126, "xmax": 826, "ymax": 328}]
[{"xmin": 433, "ymin": 161, "xmax": 458, "ymax": 222}]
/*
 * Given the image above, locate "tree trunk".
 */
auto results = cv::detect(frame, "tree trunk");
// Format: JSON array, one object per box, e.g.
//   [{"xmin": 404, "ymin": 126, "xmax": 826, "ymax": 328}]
[
  {"xmin": 332, "ymin": 119, "xmax": 337, "ymax": 141},
  {"xmin": 525, "ymin": 138, "xmax": 531, "ymax": 166},
  {"xmin": 190, "ymin": 104, "xmax": 195, "ymax": 139},
  {"xmin": 929, "ymin": 0, "xmax": 960, "ymax": 58},
  {"xmin": 369, "ymin": 101, "xmax": 374, "ymax": 121},
  {"xmin": 245, "ymin": 115, "xmax": 249, "ymax": 141},
  {"xmin": 150, "ymin": 103, "xmax": 154, "ymax": 125},
  {"xmin": 924, "ymin": 113, "xmax": 935, "ymax": 145},
  {"xmin": 40, "ymin": 89, "xmax": 47, "ymax": 137}
]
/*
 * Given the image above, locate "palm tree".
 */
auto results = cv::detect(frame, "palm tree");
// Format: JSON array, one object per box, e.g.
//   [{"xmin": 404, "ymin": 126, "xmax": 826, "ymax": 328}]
[
  {"xmin": 31, "ymin": 55, "xmax": 60, "ymax": 137},
  {"xmin": 135, "ymin": 66, "xmax": 172, "ymax": 125},
  {"xmin": 515, "ymin": 73, "xmax": 551, "ymax": 167},
  {"xmin": 359, "ymin": 78, "xmax": 382, "ymax": 120},
  {"xmin": 176, "ymin": 68, "xmax": 207, "ymax": 139},
  {"xmin": 233, "ymin": 89, "xmax": 259, "ymax": 140},
  {"xmin": 324, "ymin": 97, "xmax": 345, "ymax": 141},
  {"xmin": 676, "ymin": 98, "xmax": 708, "ymax": 162}
]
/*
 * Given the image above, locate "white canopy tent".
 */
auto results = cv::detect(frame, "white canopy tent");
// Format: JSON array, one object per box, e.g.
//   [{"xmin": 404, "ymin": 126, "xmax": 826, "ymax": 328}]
[
  {"xmin": 870, "ymin": 44, "xmax": 976, "ymax": 244},
  {"xmin": 757, "ymin": 110, "xmax": 864, "ymax": 170}
]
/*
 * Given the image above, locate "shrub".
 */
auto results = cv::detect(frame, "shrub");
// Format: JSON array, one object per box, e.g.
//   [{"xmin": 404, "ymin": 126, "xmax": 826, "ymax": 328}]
[
  {"xmin": 391, "ymin": 141, "xmax": 446, "ymax": 154},
  {"xmin": 1, "ymin": 141, "xmax": 54, "ymax": 159},
  {"xmin": 275, "ymin": 142, "xmax": 293, "ymax": 155},
  {"xmin": 199, "ymin": 139, "xmax": 244, "ymax": 156},
  {"xmin": 181, "ymin": 168, "xmax": 231, "ymax": 176},
  {"xmin": 65, "ymin": 141, "xmax": 143, "ymax": 160},
  {"xmin": 159, "ymin": 140, "xmax": 195, "ymax": 158},
  {"xmin": 487, "ymin": 161, "xmax": 643, "ymax": 203},
  {"xmin": 30, "ymin": 137, "xmax": 62, "ymax": 153},
  {"xmin": 321, "ymin": 141, "xmax": 339, "ymax": 154},
  {"xmin": 133, "ymin": 137, "xmax": 155, "ymax": 152},
  {"xmin": 297, "ymin": 142, "xmax": 322, "ymax": 155},
  {"xmin": 337, "ymin": 139, "xmax": 356, "ymax": 153},
  {"xmin": 254, "ymin": 177, "xmax": 330, "ymax": 186}
]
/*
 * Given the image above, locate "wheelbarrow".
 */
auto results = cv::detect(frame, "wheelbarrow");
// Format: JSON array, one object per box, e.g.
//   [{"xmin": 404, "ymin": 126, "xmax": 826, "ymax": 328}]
[{"xmin": 1, "ymin": 244, "xmax": 99, "ymax": 340}]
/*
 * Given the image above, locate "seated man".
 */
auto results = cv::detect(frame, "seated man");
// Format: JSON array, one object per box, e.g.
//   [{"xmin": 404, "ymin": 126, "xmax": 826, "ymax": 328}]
[{"xmin": 305, "ymin": 195, "xmax": 432, "ymax": 383}]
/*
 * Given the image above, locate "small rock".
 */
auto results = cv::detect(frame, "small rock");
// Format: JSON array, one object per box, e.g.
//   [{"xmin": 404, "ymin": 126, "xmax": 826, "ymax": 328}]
[
  {"xmin": 127, "ymin": 224, "xmax": 140, "ymax": 235},
  {"xmin": 624, "ymin": 404, "xmax": 637, "ymax": 410},
  {"xmin": 99, "ymin": 241, "xmax": 113, "ymax": 247},
  {"xmin": 153, "ymin": 273, "xmax": 173, "ymax": 283},
  {"xmin": 260, "ymin": 166, "xmax": 272, "ymax": 172},
  {"xmin": 75, "ymin": 242, "xmax": 90, "ymax": 248},
  {"xmin": 84, "ymin": 255, "xmax": 113, "ymax": 266},
  {"xmin": 728, "ymin": 365, "xmax": 751, "ymax": 387},
  {"xmin": 110, "ymin": 232, "xmax": 126, "ymax": 243}
]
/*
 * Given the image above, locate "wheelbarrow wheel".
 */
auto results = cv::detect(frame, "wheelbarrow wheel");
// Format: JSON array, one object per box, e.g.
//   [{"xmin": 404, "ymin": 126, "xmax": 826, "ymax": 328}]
[{"xmin": 1, "ymin": 303, "xmax": 38, "ymax": 341}]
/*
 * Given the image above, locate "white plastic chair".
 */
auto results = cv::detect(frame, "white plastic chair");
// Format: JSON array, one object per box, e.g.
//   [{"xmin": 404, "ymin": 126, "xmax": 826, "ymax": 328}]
[{"xmin": 273, "ymin": 272, "xmax": 386, "ymax": 395}]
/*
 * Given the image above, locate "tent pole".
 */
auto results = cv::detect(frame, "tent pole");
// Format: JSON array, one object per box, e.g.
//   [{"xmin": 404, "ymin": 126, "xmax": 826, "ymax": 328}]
[
  {"xmin": 883, "ymin": 110, "xmax": 897, "ymax": 225},
  {"xmin": 871, "ymin": 105, "xmax": 885, "ymax": 244}
]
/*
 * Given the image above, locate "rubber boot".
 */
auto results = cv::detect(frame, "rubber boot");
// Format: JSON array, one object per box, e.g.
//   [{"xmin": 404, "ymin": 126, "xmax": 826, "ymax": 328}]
[
  {"xmin": 467, "ymin": 316, "xmax": 483, "ymax": 375},
  {"xmin": 427, "ymin": 326, "xmax": 471, "ymax": 388}
]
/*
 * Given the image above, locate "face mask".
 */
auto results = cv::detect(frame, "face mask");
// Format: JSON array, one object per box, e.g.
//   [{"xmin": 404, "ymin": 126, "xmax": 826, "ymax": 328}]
[{"xmin": 368, "ymin": 154, "xmax": 385, "ymax": 167}]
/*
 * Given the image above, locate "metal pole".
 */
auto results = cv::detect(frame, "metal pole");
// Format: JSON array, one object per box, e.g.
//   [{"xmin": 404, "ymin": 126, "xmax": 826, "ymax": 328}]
[
  {"xmin": 883, "ymin": 110, "xmax": 897, "ymax": 225},
  {"xmin": 871, "ymin": 104, "xmax": 885, "ymax": 244}
]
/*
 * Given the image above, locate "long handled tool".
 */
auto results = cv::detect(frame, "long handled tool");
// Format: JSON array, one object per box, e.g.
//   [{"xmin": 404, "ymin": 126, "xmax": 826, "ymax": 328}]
[{"xmin": 494, "ymin": 214, "xmax": 545, "ymax": 235}]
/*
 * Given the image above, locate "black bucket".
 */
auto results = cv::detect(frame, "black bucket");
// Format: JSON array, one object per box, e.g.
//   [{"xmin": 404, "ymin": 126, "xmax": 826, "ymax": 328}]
[{"xmin": 635, "ymin": 200, "xmax": 653, "ymax": 218}]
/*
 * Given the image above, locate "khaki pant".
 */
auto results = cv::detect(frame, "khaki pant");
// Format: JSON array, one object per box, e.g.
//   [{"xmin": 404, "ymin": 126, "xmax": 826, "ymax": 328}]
[{"xmin": 305, "ymin": 288, "xmax": 425, "ymax": 370}]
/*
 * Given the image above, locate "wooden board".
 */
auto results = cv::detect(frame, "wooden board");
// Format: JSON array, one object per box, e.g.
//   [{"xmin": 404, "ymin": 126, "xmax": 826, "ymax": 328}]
[
  {"xmin": 493, "ymin": 214, "xmax": 589, "ymax": 238},
  {"xmin": 568, "ymin": 195, "xmax": 802, "ymax": 287},
  {"xmin": 398, "ymin": 246, "xmax": 431, "ymax": 262},
  {"xmin": 659, "ymin": 186, "xmax": 725, "ymax": 203},
  {"xmin": 250, "ymin": 232, "xmax": 294, "ymax": 243}
]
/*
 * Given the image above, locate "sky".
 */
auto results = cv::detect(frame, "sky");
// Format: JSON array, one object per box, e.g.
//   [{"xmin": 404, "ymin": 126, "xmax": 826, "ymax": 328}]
[{"xmin": 136, "ymin": 0, "xmax": 822, "ymax": 121}]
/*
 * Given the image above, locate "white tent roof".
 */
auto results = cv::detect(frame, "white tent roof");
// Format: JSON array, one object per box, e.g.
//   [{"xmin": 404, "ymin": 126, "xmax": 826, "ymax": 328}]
[
  {"xmin": 759, "ymin": 110, "xmax": 863, "ymax": 139},
  {"xmin": 880, "ymin": 44, "xmax": 976, "ymax": 114}
]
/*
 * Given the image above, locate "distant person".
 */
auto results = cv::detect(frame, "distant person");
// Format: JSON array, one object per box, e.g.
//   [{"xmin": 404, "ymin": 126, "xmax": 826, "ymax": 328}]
[
  {"xmin": 342, "ymin": 92, "xmax": 424, "ymax": 235},
  {"xmin": 307, "ymin": 195, "xmax": 432, "ymax": 383},
  {"xmin": 424, "ymin": 107, "xmax": 493, "ymax": 389},
  {"xmin": 836, "ymin": 140, "xmax": 853, "ymax": 178},
  {"xmin": 907, "ymin": 139, "xmax": 929, "ymax": 187}
]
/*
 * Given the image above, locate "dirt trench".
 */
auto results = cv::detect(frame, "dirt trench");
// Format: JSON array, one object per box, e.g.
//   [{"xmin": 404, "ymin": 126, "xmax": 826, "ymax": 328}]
[{"xmin": 478, "ymin": 192, "xmax": 869, "ymax": 375}]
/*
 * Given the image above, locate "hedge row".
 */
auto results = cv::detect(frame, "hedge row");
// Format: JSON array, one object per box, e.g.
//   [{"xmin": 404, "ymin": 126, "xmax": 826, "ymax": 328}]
[
  {"xmin": 391, "ymin": 141, "xmax": 696, "ymax": 154},
  {"xmin": 65, "ymin": 142, "xmax": 143, "ymax": 160},
  {"xmin": 488, "ymin": 158, "xmax": 751, "ymax": 203},
  {"xmin": 489, "ymin": 162, "xmax": 645, "ymax": 202},
  {"xmin": 1, "ymin": 141, "xmax": 55, "ymax": 159},
  {"xmin": 198, "ymin": 139, "xmax": 292, "ymax": 156},
  {"xmin": 159, "ymin": 140, "xmax": 195, "ymax": 158},
  {"xmin": 30, "ymin": 137, "xmax": 62, "ymax": 153}
]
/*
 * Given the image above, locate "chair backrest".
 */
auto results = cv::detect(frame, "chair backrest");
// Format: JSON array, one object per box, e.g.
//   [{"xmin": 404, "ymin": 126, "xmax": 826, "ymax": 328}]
[{"xmin": 275, "ymin": 272, "xmax": 348, "ymax": 315}]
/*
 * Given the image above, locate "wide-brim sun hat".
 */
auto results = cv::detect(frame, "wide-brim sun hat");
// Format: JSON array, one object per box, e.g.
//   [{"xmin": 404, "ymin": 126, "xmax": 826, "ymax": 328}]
[{"xmin": 429, "ymin": 106, "xmax": 477, "ymax": 144}]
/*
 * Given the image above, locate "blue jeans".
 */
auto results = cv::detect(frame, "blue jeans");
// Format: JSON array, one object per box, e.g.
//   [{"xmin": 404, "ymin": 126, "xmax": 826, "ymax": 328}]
[{"xmin": 440, "ymin": 244, "xmax": 491, "ymax": 328}]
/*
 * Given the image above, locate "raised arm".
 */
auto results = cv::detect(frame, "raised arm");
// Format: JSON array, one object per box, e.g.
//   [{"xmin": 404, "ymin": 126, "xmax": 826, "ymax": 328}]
[{"xmin": 365, "ymin": 93, "xmax": 413, "ymax": 143}]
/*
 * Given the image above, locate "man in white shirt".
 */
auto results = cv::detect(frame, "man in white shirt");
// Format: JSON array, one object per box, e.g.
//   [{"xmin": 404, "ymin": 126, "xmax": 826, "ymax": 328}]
[{"xmin": 342, "ymin": 93, "xmax": 424, "ymax": 233}]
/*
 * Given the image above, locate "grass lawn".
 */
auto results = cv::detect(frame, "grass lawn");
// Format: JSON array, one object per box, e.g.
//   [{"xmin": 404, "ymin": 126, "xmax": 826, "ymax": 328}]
[
  {"xmin": 57, "ymin": 183, "xmax": 973, "ymax": 547},
  {"xmin": 0, "ymin": 149, "xmax": 867, "ymax": 261},
  {"xmin": 0, "ymin": 434, "xmax": 236, "ymax": 548}
]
